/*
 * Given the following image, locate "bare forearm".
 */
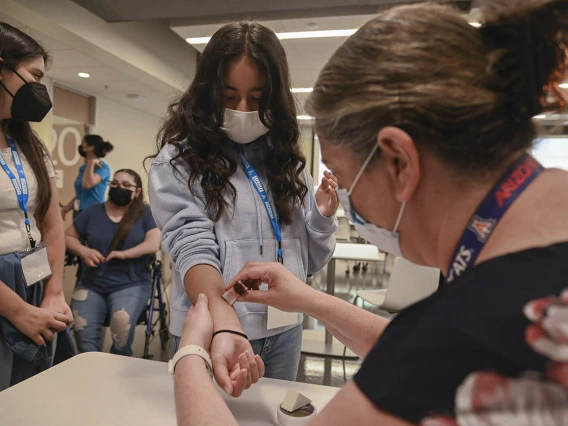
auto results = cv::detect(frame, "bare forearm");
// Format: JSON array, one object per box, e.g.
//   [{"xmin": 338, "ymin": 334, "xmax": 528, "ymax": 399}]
[
  {"xmin": 305, "ymin": 293, "xmax": 389, "ymax": 359},
  {"xmin": 175, "ymin": 356, "xmax": 238, "ymax": 426},
  {"xmin": 62, "ymin": 198, "xmax": 75, "ymax": 213},
  {"xmin": 43, "ymin": 226, "xmax": 65, "ymax": 295},
  {"xmin": 185, "ymin": 265, "xmax": 242, "ymax": 332},
  {"xmin": 124, "ymin": 242, "xmax": 157, "ymax": 259},
  {"xmin": 82, "ymin": 163, "xmax": 99, "ymax": 189},
  {"xmin": 65, "ymin": 236, "xmax": 86, "ymax": 258},
  {"xmin": 41, "ymin": 182, "xmax": 66, "ymax": 296},
  {"xmin": 0, "ymin": 280, "xmax": 27, "ymax": 322}
]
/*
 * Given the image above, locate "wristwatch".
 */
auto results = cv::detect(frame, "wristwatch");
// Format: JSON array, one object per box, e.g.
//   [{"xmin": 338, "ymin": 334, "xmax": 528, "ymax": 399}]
[{"xmin": 168, "ymin": 344, "xmax": 213, "ymax": 378}]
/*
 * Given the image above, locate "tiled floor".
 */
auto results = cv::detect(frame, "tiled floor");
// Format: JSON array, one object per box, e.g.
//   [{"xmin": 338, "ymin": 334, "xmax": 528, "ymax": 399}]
[{"xmin": 97, "ymin": 257, "xmax": 395, "ymax": 387}]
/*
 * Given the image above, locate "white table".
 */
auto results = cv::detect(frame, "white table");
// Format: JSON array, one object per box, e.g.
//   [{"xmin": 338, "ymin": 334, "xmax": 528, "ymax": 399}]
[
  {"xmin": 0, "ymin": 352, "xmax": 339, "ymax": 426},
  {"xmin": 302, "ymin": 243, "xmax": 385, "ymax": 358}
]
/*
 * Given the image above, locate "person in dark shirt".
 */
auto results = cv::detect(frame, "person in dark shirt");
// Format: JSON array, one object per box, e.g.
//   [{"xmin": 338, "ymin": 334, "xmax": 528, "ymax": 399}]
[
  {"xmin": 164, "ymin": 1, "xmax": 568, "ymax": 425},
  {"xmin": 65, "ymin": 169, "xmax": 160, "ymax": 356}
]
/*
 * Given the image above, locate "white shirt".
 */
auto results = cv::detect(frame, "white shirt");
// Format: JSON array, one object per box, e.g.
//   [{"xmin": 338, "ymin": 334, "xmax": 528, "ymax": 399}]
[{"xmin": 0, "ymin": 146, "xmax": 55, "ymax": 255}]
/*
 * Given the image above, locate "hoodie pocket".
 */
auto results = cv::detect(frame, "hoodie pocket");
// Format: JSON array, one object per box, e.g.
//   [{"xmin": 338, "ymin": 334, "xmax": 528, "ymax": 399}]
[{"xmin": 222, "ymin": 238, "xmax": 306, "ymax": 314}]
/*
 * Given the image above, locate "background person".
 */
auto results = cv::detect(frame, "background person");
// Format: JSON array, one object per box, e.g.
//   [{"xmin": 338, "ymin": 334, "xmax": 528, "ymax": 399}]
[
  {"xmin": 170, "ymin": 1, "xmax": 568, "ymax": 424},
  {"xmin": 0, "ymin": 22, "xmax": 72, "ymax": 390},
  {"xmin": 65, "ymin": 169, "xmax": 160, "ymax": 356},
  {"xmin": 60, "ymin": 134, "xmax": 113, "ymax": 219}
]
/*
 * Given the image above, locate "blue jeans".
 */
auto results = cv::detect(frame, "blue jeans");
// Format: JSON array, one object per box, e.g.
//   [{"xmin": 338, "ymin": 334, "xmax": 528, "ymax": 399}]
[
  {"xmin": 71, "ymin": 283, "xmax": 151, "ymax": 356},
  {"xmin": 172, "ymin": 325, "xmax": 302, "ymax": 381}
]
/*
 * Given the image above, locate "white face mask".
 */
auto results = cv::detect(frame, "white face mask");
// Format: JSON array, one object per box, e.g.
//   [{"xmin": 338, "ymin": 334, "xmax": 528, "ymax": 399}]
[
  {"xmin": 221, "ymin": 109, "xmax": 270, "ymax": 144},
  {"xmin": 336, "ymin": 144, "xmax": 406, "ymax": 257}
]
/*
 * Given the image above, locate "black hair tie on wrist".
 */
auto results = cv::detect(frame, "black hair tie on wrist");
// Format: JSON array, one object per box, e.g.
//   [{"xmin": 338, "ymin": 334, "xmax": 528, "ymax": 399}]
[{"xmin": 212, "ymin": 330, "xmax": 249, "ymax": 341}]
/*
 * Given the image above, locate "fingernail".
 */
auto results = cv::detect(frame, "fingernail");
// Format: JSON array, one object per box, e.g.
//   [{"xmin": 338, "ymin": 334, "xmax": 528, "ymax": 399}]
[
  {"xmin": 198, "ymin": 293, "xmax": 204, "ymax": 299},
  {"xmin": 225, "ymin": 387, "xmax": 231, "ymax": 395}
]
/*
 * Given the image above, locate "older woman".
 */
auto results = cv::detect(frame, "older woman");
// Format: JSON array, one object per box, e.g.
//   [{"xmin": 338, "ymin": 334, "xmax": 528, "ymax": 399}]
[{"xmin": 170, "ymin": 1, "xmax": 568, "ymax": 425}]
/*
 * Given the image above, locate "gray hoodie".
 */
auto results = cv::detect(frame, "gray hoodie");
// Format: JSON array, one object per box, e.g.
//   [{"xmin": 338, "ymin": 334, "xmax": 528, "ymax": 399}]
[{"xmin": 148, "ymin": 138, "xmax": 337, "ymax": 339}]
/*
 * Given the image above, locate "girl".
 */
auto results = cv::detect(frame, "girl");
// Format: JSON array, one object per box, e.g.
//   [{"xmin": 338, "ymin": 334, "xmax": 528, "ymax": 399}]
[
  {"xmin": 0, "ymin": 22, "xmax": 72, "ymax": 390},
  {"xmin": 149, "ymin": 21, "xmax": 338, "ymax": 394},
  {"xmin": 65, "ymin": 169, "xmax": 160, "ymax": 356}
]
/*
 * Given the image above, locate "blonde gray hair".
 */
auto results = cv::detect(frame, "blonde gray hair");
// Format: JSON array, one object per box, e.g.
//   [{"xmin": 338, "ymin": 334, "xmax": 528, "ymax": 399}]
[{"xmin": 307, "ymin": 0, "xmax": 568, "ymax": 171}]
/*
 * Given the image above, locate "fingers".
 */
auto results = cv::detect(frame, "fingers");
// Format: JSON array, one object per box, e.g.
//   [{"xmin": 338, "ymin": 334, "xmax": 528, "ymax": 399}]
[
  {"xmin": 65, "ymin": 310, "xmax": 74, "ymax": 325},
  {"xmin": 228, "ymin": 262, "xmax": 270, "ymax": 289},
  {"xmin": 213, "ymin": 358, "xmax": 233, "ymax": 396},
  {"xmin": 247, "ymin": 351, "xmax": 260, "ymax": 383},
  {"xmin": 256, "ymin": 354, "xmax": 266, "ymax": 378},
  {"xmin": 95, "ymin": 252, "xmax": 105, "ymax": 263},
  {"xmin": 31, "ymin": 334, "xmax": 45, "ymax": 347},
  {"xmin": 240, "ymin": 352, "xmax": 252, "ymax": 388},
  {"xmin": 232, "ymin": 369, "xmax": 248, "ymax": 398},
  {"xmin": 195, "ymin": 293, "xmax": 209, "ymax": 309},
  {"xmin": 41, "ymin": 329, "xmax": 55, "ymax": 342},
  {"xmin": 49, "ymin": 318, "xmax": 67, "ymax": 332},
  {"xmin": 321, "ymin": 171, "xmax": 339, "ymax": 191},
  {"xmin": 324, "ymin": 170, "xmax": 338, "ymax": 184},
  {"xmin": 239, "ymin": 289, "xmax": 269, "ymax": 305},
  {"xmin": 53, "ymin": 312, "xmax": 68, "ymax": 323},
  {"xmin": 231, "ymin": 353, "xmax": 250, "ymax": 398}
]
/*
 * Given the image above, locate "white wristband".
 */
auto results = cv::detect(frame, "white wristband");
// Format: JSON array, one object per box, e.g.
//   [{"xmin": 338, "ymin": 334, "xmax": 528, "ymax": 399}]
[{"xmin": 168, "ymin": 344, "xmax": 213, "ymax": 378}]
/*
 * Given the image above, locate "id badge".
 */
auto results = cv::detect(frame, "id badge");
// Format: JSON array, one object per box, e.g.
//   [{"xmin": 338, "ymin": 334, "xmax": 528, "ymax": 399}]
[{"xmin": 20, "ymin": 243, "xmax": 52, "ymax": 287}]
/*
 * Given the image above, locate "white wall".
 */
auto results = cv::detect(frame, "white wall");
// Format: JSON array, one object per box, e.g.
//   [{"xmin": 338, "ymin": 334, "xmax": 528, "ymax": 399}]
[{"xmin": 92, "ymin": 96, "xmax": 162, "ymax": 193}]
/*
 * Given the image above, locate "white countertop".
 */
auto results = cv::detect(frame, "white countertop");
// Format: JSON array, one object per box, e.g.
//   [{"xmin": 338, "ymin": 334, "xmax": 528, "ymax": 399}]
[
  {"xmin": 0, "ymin": 352, "xmax": 339, "ymax": 426},
  {"xmin": 332, "ymin": 243, "xmax": 385, "ymax": 262}
]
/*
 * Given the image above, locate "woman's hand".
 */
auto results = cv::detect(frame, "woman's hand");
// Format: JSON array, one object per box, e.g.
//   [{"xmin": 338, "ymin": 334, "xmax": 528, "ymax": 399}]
[
  {"xmin": 60, "ymin": 206, "xmax": 69, "ymax": 220},
  {"xmin": 41, "ymin": 292, "xmax": 73, "ymax": 325},
  {"xmin": 12, "ymin": 304, "xmax": 68, "ymax": 346},
  {"xmin": 106, "ymin": 250, "xmax": 128, "ymax": 262},
  {"xmin": 88, "ymin": 158, "xmax": 103, "ymax": 168},
  {"xmin": 227, "ymin": 262, "xmax": 318, "ymax": 313},
  {"xmin": 180, "ymin": 293, "xmax": 214, "ymax": 350},
  {"xmin": 315, "ymin": 170, "xmax": 339, "ymax": 217},
  {"xmin": 81, "ymin": 248, "xmax": 105, "ymax": 268},
  {"xmin": 211, "ymin": 332, "xmax": 264, "ymax": 398},
  {"xmin": 179, "ymin": 293, "xmax": 264, "ymax": 397}
]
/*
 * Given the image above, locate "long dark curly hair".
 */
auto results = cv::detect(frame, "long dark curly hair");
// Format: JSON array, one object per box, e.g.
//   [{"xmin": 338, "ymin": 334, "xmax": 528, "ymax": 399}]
[
  {"xmin": 0, "ymin": 23, "xmax": 51, "ymax": 218},
  {"xmin": 154, "ymin": 21, "xmax": 307, "ymax": 224}
]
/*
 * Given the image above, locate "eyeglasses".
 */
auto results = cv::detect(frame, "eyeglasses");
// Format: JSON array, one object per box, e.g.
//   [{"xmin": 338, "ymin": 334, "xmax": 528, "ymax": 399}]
[{"xmin": 109, "ymin": 180, "xmax": 138, "ymax": 190}]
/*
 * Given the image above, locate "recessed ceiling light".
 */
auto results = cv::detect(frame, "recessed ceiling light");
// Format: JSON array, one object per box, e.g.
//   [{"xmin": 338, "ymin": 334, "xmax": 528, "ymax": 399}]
[
  {"xmin": 186, "ymin": 29, "xmax": 358, "ymax": 45},
  {"xmin": 291, "ymin": 88, "xmax": 313, "ymax": 93},
  {"xmin": 78, "ymin": 72, "xmax": 90, "ymax": 78},
  {"xmin": 126, "ymin": 93, "xmax": 146, "ymax": 102},
  {"xmin": 469, "ymin": 22, "xmax": 482, "ymax": 28},
  {"xmin": 297, "ymin": 115, "xmax": 314, "ymax": 120},
  {"xmin": 534, "ymin": 115, "xmax": 547, "ymax": 119}
]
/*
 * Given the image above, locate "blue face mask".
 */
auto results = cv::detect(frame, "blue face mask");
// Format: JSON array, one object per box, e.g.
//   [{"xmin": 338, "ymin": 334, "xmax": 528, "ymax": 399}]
[{"xmin": 336, "ymin": 144, "xmax": 406, "ymax": 257}]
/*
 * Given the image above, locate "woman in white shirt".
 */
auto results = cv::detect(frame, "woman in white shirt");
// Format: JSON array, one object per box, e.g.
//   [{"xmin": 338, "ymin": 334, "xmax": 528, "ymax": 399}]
[{"xmin": 0, "ymin": 22, "xmax": 72, "ymax": 390}]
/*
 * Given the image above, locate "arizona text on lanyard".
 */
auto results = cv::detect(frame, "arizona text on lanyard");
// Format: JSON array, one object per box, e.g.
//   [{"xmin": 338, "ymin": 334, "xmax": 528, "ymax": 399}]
[
  {"xmin": 0, "ymin": 138, "xmax": 36, "ymax": 248},
  {"xmin": 237, "ymin": 146, "xmax": 283, "ymax": 264},
  {"xmin": 446, "ymin": 154, "xmax": 543, "ymax": 283}
]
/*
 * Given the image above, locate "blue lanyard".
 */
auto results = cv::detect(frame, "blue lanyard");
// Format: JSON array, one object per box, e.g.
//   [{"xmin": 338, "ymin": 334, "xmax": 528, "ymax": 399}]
[
  {"xmin": 237, "ymin": 146, "xmax": 283, "ymax": 263},
  {"xmin": 446, "ymin": 154, "xmax": 543, "ymax": 283},
  {"xmin": 0, "ymin": 138, "xmax": 35, "ymax": 248}
]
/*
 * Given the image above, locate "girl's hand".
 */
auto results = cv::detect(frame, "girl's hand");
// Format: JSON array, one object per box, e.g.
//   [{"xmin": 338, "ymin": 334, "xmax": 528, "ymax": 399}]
[{"xmin": 315, "ymin": 171, "xmax": 339, "ymax": 217}]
